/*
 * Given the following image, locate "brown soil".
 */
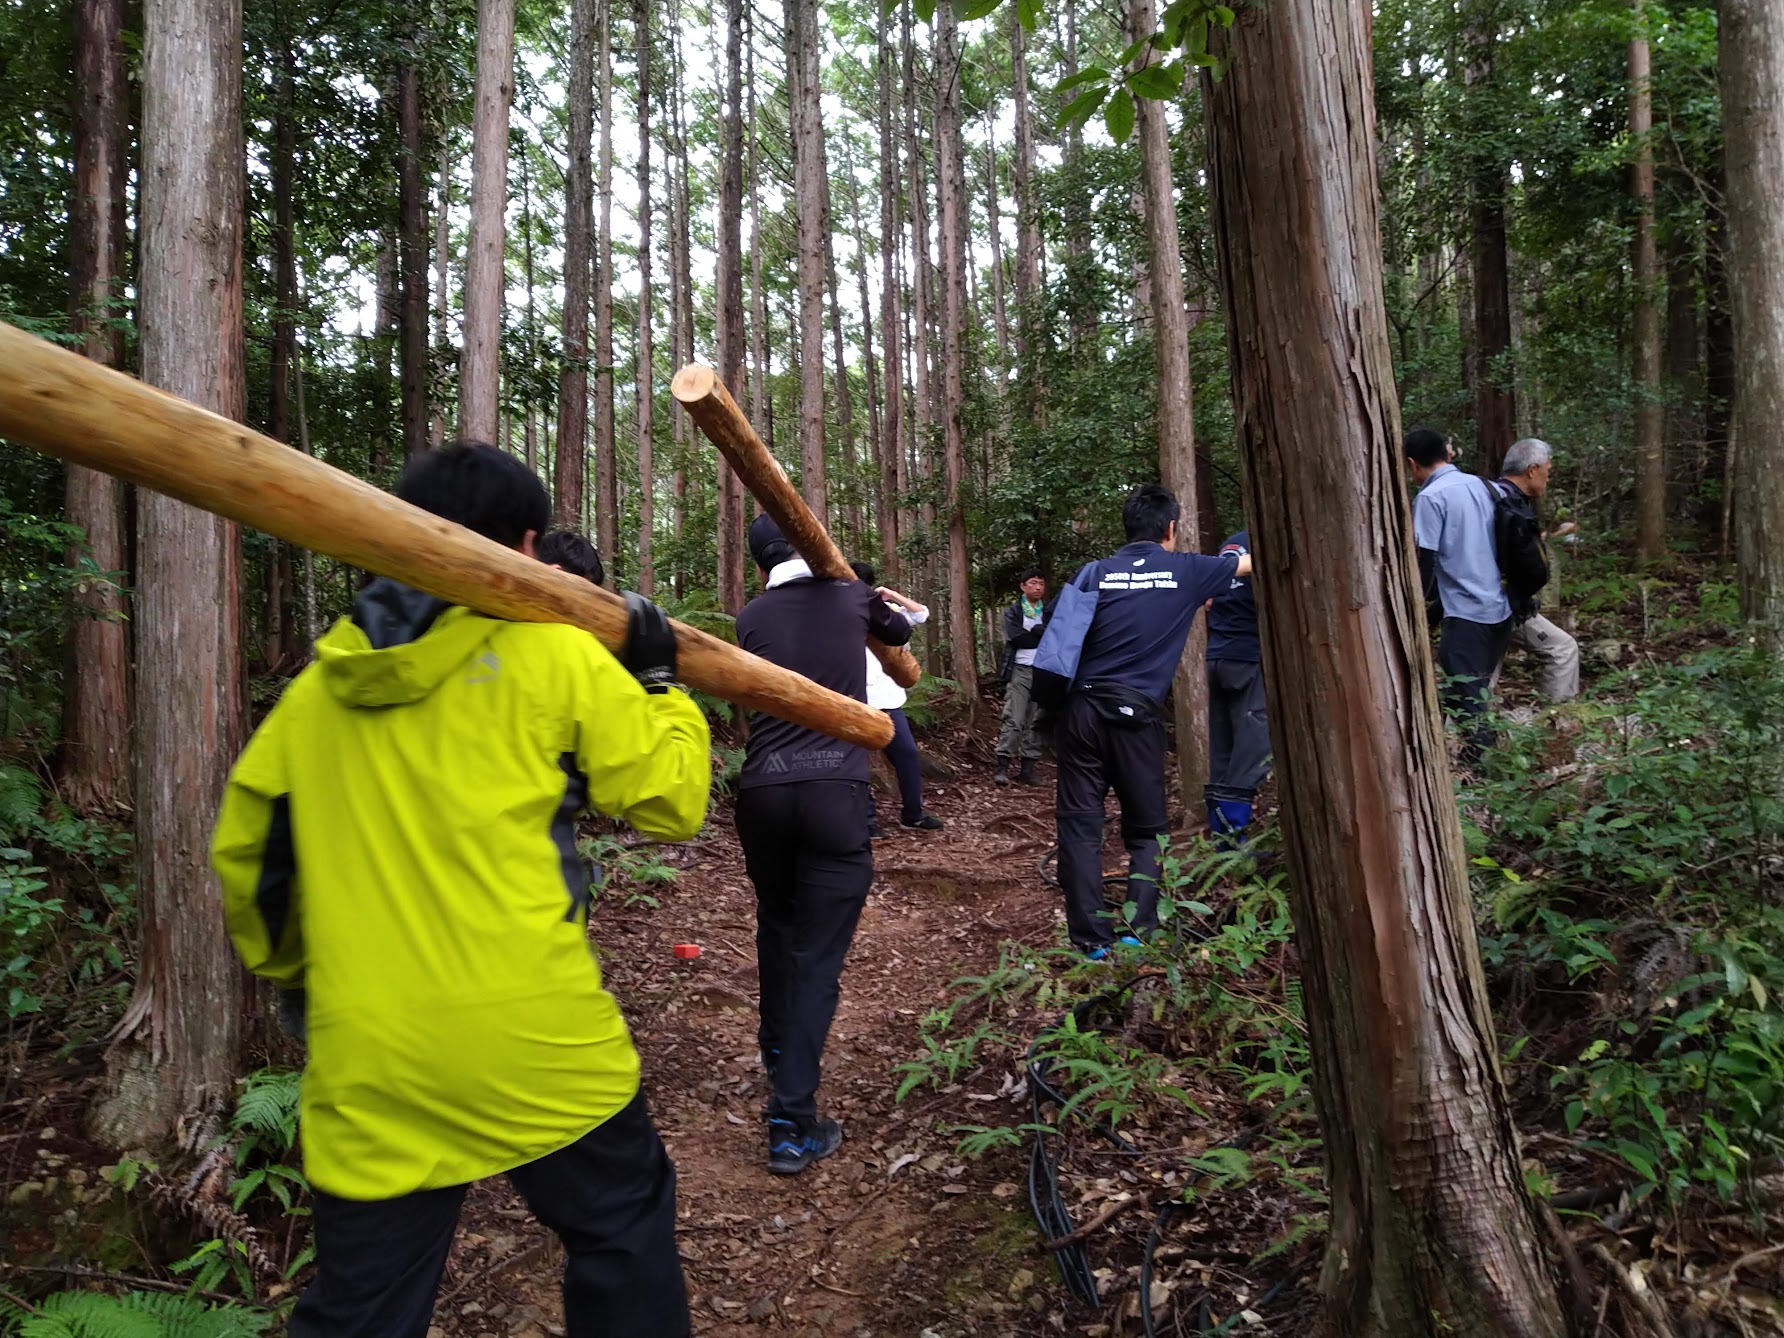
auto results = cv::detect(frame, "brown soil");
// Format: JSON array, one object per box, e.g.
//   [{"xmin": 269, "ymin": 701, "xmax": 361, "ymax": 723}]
[{"xmin": 430, "ymin": 757, "xmax": 1080, "ymax": 1338}]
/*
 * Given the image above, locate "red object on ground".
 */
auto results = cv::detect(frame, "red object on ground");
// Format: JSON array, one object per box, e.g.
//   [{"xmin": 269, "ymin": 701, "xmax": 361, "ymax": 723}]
[{"xmin": 672, "ymin": 943, "xmax": 702, "ymax": 960}]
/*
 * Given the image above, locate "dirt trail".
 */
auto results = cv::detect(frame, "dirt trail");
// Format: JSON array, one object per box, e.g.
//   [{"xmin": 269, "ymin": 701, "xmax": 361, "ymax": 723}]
[{"xmin": 435, "ymin": 761, "xmax": 1071, "ymax": 1338}]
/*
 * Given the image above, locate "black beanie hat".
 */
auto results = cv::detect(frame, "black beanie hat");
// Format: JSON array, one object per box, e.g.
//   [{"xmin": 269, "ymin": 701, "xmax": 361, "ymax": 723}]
[{"xmin": 749, "ymin": 512, "xmax": 797, "ymax": 569}]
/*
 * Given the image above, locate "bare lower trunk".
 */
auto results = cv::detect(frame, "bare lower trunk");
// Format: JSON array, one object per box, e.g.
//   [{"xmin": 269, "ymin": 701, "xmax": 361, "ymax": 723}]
[
  {"xmin": 430, "ymin": 139, "xmax": 450, "ymax": 448},
  {"xmin": 715, "ymin": 0, "xmax": 746, "ymax": 613},
  {"xmin": 593, "ymin": 0, "xmax": 618, "ymax": 578},
  {"xmin": 396, "ymin": 41, "xmax": 429, "ymax": 463},
  {"xmin": 935, "ymin": 8, "xmax": 975, "ymax": 696},
  {"xmin": 459, "ymin": 0, "xmax": 516, "ymax": 443},
  {"xmin": 634, "ymin": 0, "xmax": 654, "ymax": 595},
  {"xmin": 1132, "ymin": 0, "xmax": 1207, "ymax": 810},
  {"xmin": 1723, "ymin": 0, "xmax": 1784, "ymax": 650},
  {"xmin": 1465, "ymin": 5, "xmax": 1516, "ymax": 476},
  {"xmin": 555, "ymin": 0, "xmax": 595, "ymax": 529},
  {"xmin": 94, "ymin": 0, "xmax": 247, "ymax": 1149},
  {"xmin": 63, "ymin": 0, "xmax": 131, "ymax": 814},
  {"xmin": 1204, "ymin": 2, "xmax": 1572, "ymax": 1333},
  {"xmin": 791, "ymin": 0, "xmax": 828, "ymax": 521},
  {"xmin": 1631, "ymin": 11, "xmax": 1666, "ymax": 562},
  {"xmin": 877, "ymin": 29, "xmax": 904, "ymax": 583}
]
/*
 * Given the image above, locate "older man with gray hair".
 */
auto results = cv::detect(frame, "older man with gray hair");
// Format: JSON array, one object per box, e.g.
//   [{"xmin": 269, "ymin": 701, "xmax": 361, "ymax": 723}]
[{"xmin": 1494, "ymin": 437, "xmax": 1581, "ymax": 702}]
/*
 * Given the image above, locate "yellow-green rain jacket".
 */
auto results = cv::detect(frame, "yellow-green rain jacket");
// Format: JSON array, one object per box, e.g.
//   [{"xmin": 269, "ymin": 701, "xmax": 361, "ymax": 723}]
[{"xmin": 212, "ymin": 580, "xmax": 710, "ymax": 1200}]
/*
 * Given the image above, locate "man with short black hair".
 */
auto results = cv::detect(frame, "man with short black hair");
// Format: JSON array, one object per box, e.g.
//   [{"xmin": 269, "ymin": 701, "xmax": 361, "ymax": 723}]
[
  {"xmin": 213, "ymin": 441, "xmax": 708, "ymax": 1338},
  {"xmin": 735, "ymin": 514, "xmax": 914, "ymax": 1174},
  {"xmin": 1405, "ymin": 426, "xmax": 1513, "ymax": 758},
  {"xmin": 1052, "ymin": 484, "xmax": 1251, "ymax": 958},
  {"xmin": 1495, "ymin": 438, "xmax": 1580, "ymax": 702},
  {"xmin": 537, "ymin": 529, "xmax": 607, "ymax": 589},
  {"xmin": 995, "ymin": 569, "xmax": 1048, "ymax": 786}
]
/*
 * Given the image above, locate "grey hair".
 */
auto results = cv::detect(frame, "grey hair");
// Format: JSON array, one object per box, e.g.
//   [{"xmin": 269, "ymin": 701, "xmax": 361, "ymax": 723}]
[{"xmin": 1502, "ymin": 437, "xmax": 1553, "ymax": 476}]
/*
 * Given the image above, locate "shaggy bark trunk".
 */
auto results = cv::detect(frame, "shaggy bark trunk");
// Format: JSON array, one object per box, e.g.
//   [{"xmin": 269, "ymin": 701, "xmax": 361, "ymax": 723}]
[
  {"xmin": 1723, "ymin": 0, "xmax": 1784, "ymax": 650},
  {"xmin": 1204, "ymin": 1, "xmax": 1573, "ymax": 1332},
  {"xmin": 555, "ymin": 0, "xmax": 595, "ymax": 528},
  {"xmin": 94, "ymin": 0, "xmax": 247, "ymax": 1149},
  {"xmin": 63, "ymin": 0, "xmax": 132, "ymax": 813},
  {"xmin": 459, "ymin": 0, "xmax": 515, "ymax": 443},
  {"xmin": 1631, "ymin": 10, "xmax": 1666, "ymax": 562},
  {"xmin": 1132, "ymin": 0, "xmax": 1207, "ymax": 811}
]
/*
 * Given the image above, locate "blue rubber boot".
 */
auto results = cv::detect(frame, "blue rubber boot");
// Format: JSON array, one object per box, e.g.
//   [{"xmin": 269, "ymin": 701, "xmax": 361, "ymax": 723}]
[{"xmin": 1207, "ymin": 798, "xmax": 1253, "ymax": 850}]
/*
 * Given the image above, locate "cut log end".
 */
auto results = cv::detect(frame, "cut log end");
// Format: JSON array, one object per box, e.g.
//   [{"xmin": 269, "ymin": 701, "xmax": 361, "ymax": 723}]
[{"xmin": 670, "ymin": 363, "xmax": 720, "ymax": 403}]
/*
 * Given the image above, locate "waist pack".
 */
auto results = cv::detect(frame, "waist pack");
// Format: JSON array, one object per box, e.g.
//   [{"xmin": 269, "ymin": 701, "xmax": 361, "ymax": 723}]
[{"xmin": 1079, "ymin": 681, "xmax": 1163, "ymax": 730}]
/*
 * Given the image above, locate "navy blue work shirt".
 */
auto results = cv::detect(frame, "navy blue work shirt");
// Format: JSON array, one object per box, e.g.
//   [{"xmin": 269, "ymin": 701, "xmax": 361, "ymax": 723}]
[
  {"xmin": 1072, "ymin": 541, "xmax": 1241, "ymax": 703},
  {"xmin": 1205, "ymin": 531, "xmax": 1259, "ymax": 664}
]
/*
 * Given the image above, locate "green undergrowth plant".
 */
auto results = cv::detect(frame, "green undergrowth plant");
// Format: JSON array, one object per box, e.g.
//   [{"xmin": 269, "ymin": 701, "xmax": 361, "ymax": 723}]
[
  {"xmin": 1469, "ymin": 645, "xmax": 1784, "ymax": 1205},
  {"xmin": 0, "ymin": 1288, "xmax": 272, "ymax": 1337},
  {"xmin": 578, "ymin": 832, "xmax": 680, "ymax": 910}
]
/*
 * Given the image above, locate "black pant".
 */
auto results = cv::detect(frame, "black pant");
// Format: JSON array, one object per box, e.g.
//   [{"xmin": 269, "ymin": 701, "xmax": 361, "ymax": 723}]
[
  {"xmin": 1054, "ymin": 690, "xmax": 1168, "ymax": 950},
  {"xmin": 735, "ymin": 779, "xmax": 873, "ymax": 1120},
  {"xmin": 1437, "ymin": 616, "xmax": 1514, "ymax": 757},
  {"xmin": 883, "ymin": 707, "xmax": 926, "ymax": 822},
  {"xmin": 1206, "ymin": 659, "xmax": 1271, "ymax": 801},
  {"xmin": 289, "ymin": 1092, "xmax": 688, "ymax": 1338}
]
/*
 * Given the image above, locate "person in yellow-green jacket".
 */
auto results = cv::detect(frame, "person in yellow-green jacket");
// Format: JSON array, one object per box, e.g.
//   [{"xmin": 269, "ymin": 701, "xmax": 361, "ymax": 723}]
[{"xmin": 211, "ymin": 442, "xmax": 710, "ymax": 1338}]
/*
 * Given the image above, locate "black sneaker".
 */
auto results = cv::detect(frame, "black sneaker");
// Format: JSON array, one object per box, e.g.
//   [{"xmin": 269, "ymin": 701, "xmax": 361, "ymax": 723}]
[
  {"xmin": 993, "ymin": 758, "xmax": 1011, "ymax": 787},
  {"xmin": 1017, "ymin": 758, "xmax": 1040, "ymax": 786},
  {"xmin": 767, "ymin": 1117, "xmax": 843, "ymax": 1175},
  {"xmin": 900, "ymin": 811, "xmax": 945, "ymax": 831}
]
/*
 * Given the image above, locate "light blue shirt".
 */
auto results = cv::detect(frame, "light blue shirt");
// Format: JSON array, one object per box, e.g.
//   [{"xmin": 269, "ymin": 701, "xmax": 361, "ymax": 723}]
[{"xmin": 1413, "ymin": 463, "xmax": 1510, "ymax": 625}]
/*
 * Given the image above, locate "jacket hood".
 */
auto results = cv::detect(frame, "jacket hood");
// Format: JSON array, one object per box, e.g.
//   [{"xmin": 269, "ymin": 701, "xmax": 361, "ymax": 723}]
[{"xmin": 316, "ymin": 578, "xmax": 499, "ymax": 708}]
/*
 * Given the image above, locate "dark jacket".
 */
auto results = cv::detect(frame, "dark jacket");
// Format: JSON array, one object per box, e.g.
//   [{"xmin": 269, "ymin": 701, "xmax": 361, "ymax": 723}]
[{"xmin": 998, "ymin": 597, "xmax": 1048, "ymax": 682}]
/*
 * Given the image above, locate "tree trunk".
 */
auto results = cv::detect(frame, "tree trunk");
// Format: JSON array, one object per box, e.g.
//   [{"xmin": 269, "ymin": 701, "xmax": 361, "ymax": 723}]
[
  {"xmin": 63, "ymin": 0, "xmax": 132, "ymax": 814},
  {"xmin": 1630, "ymin": 8, "xmax": 1666, "ymax": 562},
  {"xmin": 672, "ymin": 22, "xmax": 695, "ymax": 599},
  {"xmin": 459, "ymin": 0, "xmax": 515, "ymax": 443},
  {"xmin": 1723, "ymin": 0, "xmax": 1784, "ymax": 649},
  {"xmin": 904, "ymin": 4, "xmax": 932, "ymax": 601},
  {"xmin": 555, "ymin": 0, "xmax": 595, "ymax": 529},
  {"xmin": 1662, "ymin": 223, "xmax": 1700, "ymax": 502},
  {"xmin": 790, "ymin": 0, "xmax": 828, "ymax": 522},
  {"xmin": 594, "ymin": 0, "xmax": 618, "ymax": 579},
  {"xmin": 1131, "ymin": 0, "xmax": 1208, "ymax": 812},
  {"xmin": 1702, "ymin": 170, "xmax": 1734, "ymax": 546},
  {"xmin": 935, "ymin": 7, "xmax": 976, "ymax": 697},
  {"xmin": 1203, "ymin": 4, "xmax": 1572, "ymax": 1333},
  {"xmin": 431, "ymin": 138, "xmax": 451, "ymax": 448},
  {"xmin": 715, "ymin": 0, "xmax": 746, "ymax": 613},
  {"xmin": 823, "ymin": 167, "xmax": 862, "ymax": 551},
  {"xmin": 876, "ymin": 28, "xmax": 904, "ymax": 584},
  {"xmin": 94, "ymin": 0, "xmax": 247, "ymax": 1149},
  {"xmin": 263, "ymin": 11, "xmax": 299, "ymax": 671},
  {"xmin": 397, "ymin": 41, "xmax": 429, "ymax": 463},
  {"xmin": 1011, "ymin": 14, "xmax": 1042, "ymax": 371},
  {"xmin": 1465, "ymin": 2, "xmax": 1516, "ymax": 477},
  {"xmin": 984, "ymin": 112, "xmax": 1010, "ymax": 370},
  {"xmin": 521, "ymin": 147, "xmax": 538, "ymax": 476},
  {"xmin": 844, "ymin": 137, "xmax": 885, "ymax": 571},
  {"xmin": 634, "ymin": 0, "xmax": 655, "ymax": 595},
  {"xmin": 747, "ymin": 10, "xmax": 768, "ymax": 442}
]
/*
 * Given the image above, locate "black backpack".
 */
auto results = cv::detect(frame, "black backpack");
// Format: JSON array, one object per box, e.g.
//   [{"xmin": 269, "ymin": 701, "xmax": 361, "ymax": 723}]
[{"xmin": 1483, "ymin": 478, "xmax": 1549, "ymax": 605}]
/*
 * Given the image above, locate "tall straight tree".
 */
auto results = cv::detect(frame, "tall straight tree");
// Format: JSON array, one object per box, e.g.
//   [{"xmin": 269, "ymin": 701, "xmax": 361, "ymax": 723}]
[
  {"xmin": 714, "ymin": 0, "xmax": 746, "ymax": 613},
  {"xmin": 555, "ymin": 0, "xmax": 596, "ymax": 528},
  {"xmin": 1204, "ymin": 1, "xmax": 1571, "ymax": 1331},
  {"xmin": 1724, "ymin": 0, "xmax": 1784, "ymax": 650},
  {"xmin": 934, "ymin": 6, "xmax": 975, "ymax": 696},
  {"xmin": 431, "ymin": 140, "xmax": 451, "ymax": 448},
  {"xmin": 635, "ymin": 0, "xmax": 655, "ymax": 594},
  {"xmin": 1464, "ymin": 0, "xmax": 1516, "ymax": 476},
  {"xmin": 95, "ymin": 0, "xmax": 247, "ymax": 1147},
  {"xmin": 1011, "ymin": 13, "xmax": 1042, "ymax": 369},
  {"xmin": 396, "ymin": 28, "xmax": 429, "ymax": 461},
  {"xmin": 264, "ymin": 8, "xmax": 300, "ymax": 668},
  {"xmin": 459, "ymin": 0, "xmax": 516, "ymax": 444},
  {"xmin": 63, "ymin": 0, "xmax": 131, "ymax": 813},
  {"xmin": 823, "ymin": 168, "xmax": 862, "ymax": 547},
  {"xmin": 876, "ymin": 28, "xmax": 904, "ymax": 583},
  {"xmin": 594, "ymin": 0, "xmax": 618, "ymax": 574},
  {"xmin": 1631, "ymin": 4, "xmax": 1665, "ymax": 562},
  {"xmin": 789, "ymin": 0, "xmax": 828, "ymax": 520},
  {"xmin": 1131, "ymin": 0, "xmax": 1208, "ymax": 808}
]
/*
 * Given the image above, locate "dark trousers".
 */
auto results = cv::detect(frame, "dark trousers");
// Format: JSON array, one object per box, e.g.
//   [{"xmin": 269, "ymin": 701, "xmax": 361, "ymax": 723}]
[
  {"xmin": 1206, "ymin": 659, "xmax": 1271, "ymax": 801},
  {"xmin": 289, "ymin": 1092, "xmax": 688, "ymax": 1338},
  {"xmin": 1437, "ymin": 616, "xmax": 1514, "ymax": 757},
  {"xmin": 1054, "ymin": 691, "xmax": 1168, "ymax": 950},
  {"xmin": 735, "ymin": 780, "xmax": 873, "ymax": 1120},
  {"xmin": 883, "ymin": 707, "xmax": 925, "ymax": 823}
]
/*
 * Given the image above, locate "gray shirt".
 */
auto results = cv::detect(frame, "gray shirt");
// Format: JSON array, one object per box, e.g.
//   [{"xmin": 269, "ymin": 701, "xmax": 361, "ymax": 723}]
[{"xmin": 1413, "ymin": 463, "xmax": 1511, "ymax": 625}]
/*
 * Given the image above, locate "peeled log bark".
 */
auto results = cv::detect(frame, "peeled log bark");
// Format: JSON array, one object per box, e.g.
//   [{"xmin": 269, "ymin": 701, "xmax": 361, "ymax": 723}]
[
  {"xmin": 1724, "ymin": 0, "xmax": 1784, "ymax": 650},
  {"xmin": 0, "ymin": 323, "xmax": 894, "ymax": 751},
  {"xmin": 1203, "ymin": 2, "xmax": 1571, "ymax": 1333},
  {"xmin": 673, "ymin": 363, "xmax": 923, "ymax": 690}
]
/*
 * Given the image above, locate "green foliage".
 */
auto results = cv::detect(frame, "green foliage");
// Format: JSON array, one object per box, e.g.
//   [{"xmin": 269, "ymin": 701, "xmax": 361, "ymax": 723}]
[
  {"xmin": 0, "ymin": 1289, "xmax": 271, "ymax": 1338},
  {"xmin": 578, "ymin": 832, "xmax": 680, "ymax": 911}
]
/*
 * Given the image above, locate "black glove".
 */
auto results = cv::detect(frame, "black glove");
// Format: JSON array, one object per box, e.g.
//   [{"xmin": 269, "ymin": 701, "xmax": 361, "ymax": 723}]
[{"xmin": 621, "ymin": 592, "xmax": 678, "ymax": 692}]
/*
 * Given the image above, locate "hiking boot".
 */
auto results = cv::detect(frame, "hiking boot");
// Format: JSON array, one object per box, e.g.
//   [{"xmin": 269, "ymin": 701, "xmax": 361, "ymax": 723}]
[
  {"xmin": 994, "ymin": 756, "xmax": 1012, "ymax": 787},
  {"xmin": 1017, "ymin": 758, "xmax": 1040, "ymax": 786},
  {"xmin": 767, "ymin": 1116, "xmax": 843, "ymax": 1175},
  {"xmin": 900, "ymin": 811, "xmax": 945, "ymax": 831}
]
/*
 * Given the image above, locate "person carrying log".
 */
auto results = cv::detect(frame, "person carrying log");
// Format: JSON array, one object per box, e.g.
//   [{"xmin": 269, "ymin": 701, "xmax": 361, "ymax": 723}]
[
  {"xmin": 211, "ymin": 442, "xmax": 708, "ymax": 1338},
  {"xmin": 850, "ymin": 560, "xmax": 944, "ymax": 836},
  {"xmin": 735, "ymin": 514, "xmax": 915, "ymax": 1174}
]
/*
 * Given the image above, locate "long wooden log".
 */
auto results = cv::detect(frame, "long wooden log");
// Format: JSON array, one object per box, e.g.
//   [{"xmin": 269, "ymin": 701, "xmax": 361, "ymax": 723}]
[
  {"xmin": 670, "ymin": 362, "xmax": 924, "ymax": 690},
  {"xmin": 0, "ymin": 320, "xmax": 894, "ymax": 750}
]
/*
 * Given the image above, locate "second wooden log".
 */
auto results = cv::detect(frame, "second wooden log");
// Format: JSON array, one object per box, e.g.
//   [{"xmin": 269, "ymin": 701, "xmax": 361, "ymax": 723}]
[{"xmin": 671, "ymin": 363, "xmax": 924, "ymax": 691}]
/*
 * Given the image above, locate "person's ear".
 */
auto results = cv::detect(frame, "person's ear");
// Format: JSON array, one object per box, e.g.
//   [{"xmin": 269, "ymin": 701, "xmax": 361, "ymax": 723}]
[
  {"xmin": 519, "ymin": 529, "xmax": 538, "ymax": 560},
  {"xmin": 1163, "ymin": 519, "xmax": 1178, "ymax": 551}
]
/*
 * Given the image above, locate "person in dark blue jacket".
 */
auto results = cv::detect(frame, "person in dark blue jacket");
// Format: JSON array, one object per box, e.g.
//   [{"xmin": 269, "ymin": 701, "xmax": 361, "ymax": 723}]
[
  {"xmin": 1204, "ymin": 531, "xmax": 1270, "ymax": 845},
  {"xmin": 1053, "ymin": 485, "xmax": 1251, "ymax": 958}
]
